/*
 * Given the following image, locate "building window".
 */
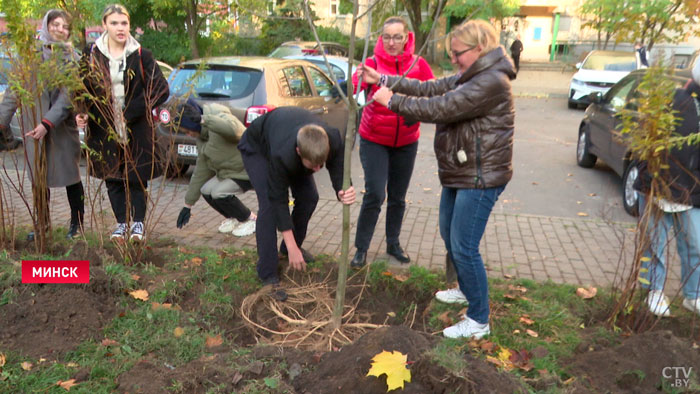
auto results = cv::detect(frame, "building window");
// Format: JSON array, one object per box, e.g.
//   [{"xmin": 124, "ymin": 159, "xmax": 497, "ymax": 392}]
[
  {"xmin": 533, "ymin": 27, "xmax": 542, "ymax": 41},
  {"xmin": 330, "ymin": 0, "xmax": 338, "ymax": 15}
]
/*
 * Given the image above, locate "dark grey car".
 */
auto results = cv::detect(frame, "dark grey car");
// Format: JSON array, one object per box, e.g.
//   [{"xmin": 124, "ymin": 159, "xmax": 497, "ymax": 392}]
[{"xmin": 576, "ymin": 68, "xmax": 693, "ymax": 216}]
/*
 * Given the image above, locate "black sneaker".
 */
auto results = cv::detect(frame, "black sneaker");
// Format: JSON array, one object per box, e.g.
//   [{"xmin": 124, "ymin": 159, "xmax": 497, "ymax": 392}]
[
  {"xmin": 279, "ymin": 243, "xmax": 315, "ymax": 263},
  {"xmin": 66, "ymin": 223, "xmax": 82, "ymax": 239},
  {"xmin": 350, "ymin": 250, "xmax": 367, "ymax": 269}
]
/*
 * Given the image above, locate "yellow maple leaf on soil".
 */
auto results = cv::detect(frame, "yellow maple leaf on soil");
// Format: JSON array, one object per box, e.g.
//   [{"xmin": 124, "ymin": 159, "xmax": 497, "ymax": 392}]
[
  {"xmin": 366, "ymin": 350, "xmax": 411, "ymax": 392},
  {"xmin": 129, "ymin": 289, "xmax": 149, "ymax": 301},
  {"xmin": 57, "ymin": 379, "xmax": 77, "ymax": 390}
]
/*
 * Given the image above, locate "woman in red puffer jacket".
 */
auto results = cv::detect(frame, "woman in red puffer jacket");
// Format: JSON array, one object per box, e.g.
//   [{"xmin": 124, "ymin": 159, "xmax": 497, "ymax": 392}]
[{"xmin": 350, "ymin": 16, "xmax": 434, "ymax": 269}]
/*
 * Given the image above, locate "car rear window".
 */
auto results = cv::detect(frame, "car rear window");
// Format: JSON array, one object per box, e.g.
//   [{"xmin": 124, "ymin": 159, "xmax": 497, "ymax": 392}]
[
  {"xmin": 270, "ymin": 46, "xmax": 303, "ymax": 58},
  {"xmin": 169, "ymin": 65, "xmax": 263, "ymax": 99},
  {"xmin": 582, "ymin": 53, "xmax": 637, "ymax": 72}
]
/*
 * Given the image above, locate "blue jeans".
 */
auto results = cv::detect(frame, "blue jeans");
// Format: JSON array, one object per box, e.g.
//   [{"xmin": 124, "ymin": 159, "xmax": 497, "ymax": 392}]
[
  {"xmin": 639, "ymin": 194, "xmax": 700, "ymax": 299},
  {"xmin": 440, "ymin": 186, "xmax": 505, "ymax": 324}
]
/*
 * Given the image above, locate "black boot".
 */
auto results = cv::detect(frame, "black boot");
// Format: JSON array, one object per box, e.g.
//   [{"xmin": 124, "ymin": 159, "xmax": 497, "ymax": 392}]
[
  {"xmin": 66, "ymin": 222, "xmax": 82, "ymax": 239},
  {"xmin": 387, "ymin": 244, "xmax": 410, "ymax": 264},
  {"xmin": 350, "ymin": 250, "xmax": 367, "ymax": 269}
]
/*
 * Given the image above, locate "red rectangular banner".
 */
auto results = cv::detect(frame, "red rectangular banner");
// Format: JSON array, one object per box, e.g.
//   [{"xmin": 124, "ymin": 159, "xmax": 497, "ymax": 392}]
[{"xmin": 21, "ymin": 260, "xmax": 90, "ymax": 283}]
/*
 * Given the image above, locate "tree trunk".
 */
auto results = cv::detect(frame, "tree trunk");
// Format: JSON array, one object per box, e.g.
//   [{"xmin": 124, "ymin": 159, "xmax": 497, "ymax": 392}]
[
  {"xmin": 186, "ymin": 2, "xmax": 200, "ymax": 59},
  {"xmin": 402, "ymin": 0, "xmax": 424, "ymax": 52}
]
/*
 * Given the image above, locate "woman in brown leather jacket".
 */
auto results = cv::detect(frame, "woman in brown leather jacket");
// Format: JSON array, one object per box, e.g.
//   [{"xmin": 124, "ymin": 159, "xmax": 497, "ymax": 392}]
[{"xmin": 359, "ymin": 19, "xmax": 516, "ymax": 339}]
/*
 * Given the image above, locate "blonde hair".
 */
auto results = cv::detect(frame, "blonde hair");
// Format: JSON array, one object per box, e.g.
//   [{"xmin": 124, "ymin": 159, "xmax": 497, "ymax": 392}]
[
  {"xmin": 297, "ymin": 125, "xmax": 330, "ymax": 166},
  {"xmin": 448, "ymin": 20, "xmax": 499, "ymax": 57},
  {"xmin": 102, "ymin": 4, "xmax": 130, "ymax": 23}
]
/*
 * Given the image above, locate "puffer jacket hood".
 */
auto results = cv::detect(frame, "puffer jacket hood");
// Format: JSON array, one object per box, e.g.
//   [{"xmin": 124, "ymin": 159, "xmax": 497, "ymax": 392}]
[
  {"xmin": 388, "ymin": 46, "xmax": 516, "ymax": 188},
  {"xmin": 352, "ymin": 31, "xmax": 434, "ymax": 147},
  {"xmin": 184, "ymin": 103, "xmax": 248, "ymax": 206}
]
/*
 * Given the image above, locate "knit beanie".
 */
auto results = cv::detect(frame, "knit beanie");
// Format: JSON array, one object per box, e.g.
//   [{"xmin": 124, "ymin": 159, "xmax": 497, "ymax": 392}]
[{"xmin": 175, "ymin": 98, "xmax": 203, "ymax": 132}]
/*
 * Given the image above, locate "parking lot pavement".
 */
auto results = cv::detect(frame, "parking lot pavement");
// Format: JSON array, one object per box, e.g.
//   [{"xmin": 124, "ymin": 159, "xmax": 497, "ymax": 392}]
[{"xmin": 511, "ymin": 69, "xmax": 575, "ymax": 99}]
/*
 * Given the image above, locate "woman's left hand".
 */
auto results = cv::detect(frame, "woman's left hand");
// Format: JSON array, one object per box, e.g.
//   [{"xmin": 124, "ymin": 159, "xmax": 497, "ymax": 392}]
[
  {"xmin": 373, "ymin": 87, "xmax": 393, "ymax": 107},
  {"xmin": 26, "ymin": 124, "xmax": 47, "ymax": 140}
]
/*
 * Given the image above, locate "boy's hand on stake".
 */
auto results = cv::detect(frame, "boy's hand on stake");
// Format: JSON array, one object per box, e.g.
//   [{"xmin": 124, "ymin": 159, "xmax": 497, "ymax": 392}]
[{"xmin": 338, "ymin": 186, "xmax": 356, "ymax": 205}]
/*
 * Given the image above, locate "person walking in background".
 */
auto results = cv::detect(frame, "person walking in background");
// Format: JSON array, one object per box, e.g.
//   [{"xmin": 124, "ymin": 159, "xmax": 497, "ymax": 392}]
[
  {"xmin": 174, "ymin": 99, "xmax": 256, "ymax": 237},
  {"xmin": 349, "ymin": 16, "xmax": 434, "ymax": 269},
  {"xmin": 509, "ymin": 35, "xmax": 523, "ymax": 73},
  {"xmin": 635, "ymin": 42, "xmax": 649, "ymax": 68},
  {"xmin": 0, "ymin": 9, "xmax": 85, "ymax": 240},
  {"xmin": 359, "ymin": 19, "xmax": 516, "ymax": 339},
  {"xmin": 635, "ymin": 60, "xmax": 700, "ymax": 317},
  {"xmin": 76, "ymin": 4, "xmax": 168, "ymax": 243},
  {"xmin": 238, "ymin": 107, "xmax": 355, "ymax": 301}
]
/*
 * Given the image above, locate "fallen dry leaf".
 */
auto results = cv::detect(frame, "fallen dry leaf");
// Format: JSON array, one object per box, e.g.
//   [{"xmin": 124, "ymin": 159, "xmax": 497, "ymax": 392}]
[
  {"xmin": 532, "ymin": 181, "xmax": 539, "ymax": 185},
  {"xmin": 519, "ymin": 316, "xmax": 535, "ymax": 325},
  {"xmin": 577, "ymin": 201, "xmax": 582, "ymax": 205},
  {"xmin": 130, "ymin": 274, "xmax": 140, "ymax": 281},
  {"xmin": 174, "ymin": 327, "xmax": 185, "ymax": 338},
  {"xmin": 66, "ymin": 362, "xmax": 79, "ymax": 368},
  {"xmin": 151, "ymin": 302, "xmax": 173, "ymax": 311},
  {"xmin": 423, "ymin": 187, "xmax": 432, "ymax": 191},
  {"xmin": 0, "ymin": 353, "xmax": 5, "ymax": 367},
  {"xmin": 526, "ymin": 329, "xmax": 539, "ymax": 338},
  {"xmin": 393, "ymin": 274, "xmax": 409, "ymax": 282},
  {"xmin": 387, "ymin": 312, "xmax": 396, "ymax": 318},
  {"xmin": 486, "ymin": 355, "xmax": 503, "ymax": 367},
  {"xmin": 576, "ymin": 286, "xmax": 597, "ymax": 299},
  {"xmin": 504, "ymin": 274, "xmax": 514, "ymax": 279},
  {"xmin": 480, "ymin": 341, "xmax": 496, "ymax": 353},
  {"xmin": 577, "ymin": 212, "xmax": 589, "ymax": 217},
  {"xmin": 508, "ymin": 285, "xmax": 528, "ymax": 293},
  {"xmin": 21, "ymin": 361, "xmax": 33, "ymax": 371},
  {"xmin": 436, "ymin": 311, "xmax": 453, "ymax": 326},
  {"xmin": 57, "ymin": 379, "xmax": 77, "ymax": 390},
  {"xmin": 588, "ymin": 193, "xmax": 597, "ymax": 197},
  {"xmin": 101, "ymin": 338, "xmax": 119, "ymax": 347},
  {"xmin": 567, "ymin": 173, "xmax": 573, "ymax": 177},
  {"xmin": 513, "ymin": 329, "xmax": 521, "ymax": 334},
  {"xmin": 129, "ymin": 289, "xmax": 149, "ymax": 301},
  {"xmin": 381, "ymin": 271, "xmax": 393, "ymax": 277},
  {"xmin": 366, "ymin": 350, "xmax": 411, "ymax": 391},
  {"xmin": 191, "ymin": 257, "xmax": 203, "ymax": 266},
  {"xmin": 205, "ymin": 334, "xmax": 223, "ymax": 348}
]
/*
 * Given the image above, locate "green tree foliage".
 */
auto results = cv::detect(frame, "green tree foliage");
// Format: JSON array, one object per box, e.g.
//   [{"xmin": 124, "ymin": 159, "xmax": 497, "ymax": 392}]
[{"xmin": 580, "ymin": 0, "xmax": 700, "ymax": 51}]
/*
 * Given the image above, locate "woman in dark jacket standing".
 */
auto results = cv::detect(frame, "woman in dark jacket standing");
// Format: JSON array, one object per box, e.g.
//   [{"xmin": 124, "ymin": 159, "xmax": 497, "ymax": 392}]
[
  {"xmin": 349, "ymin": 16, "xmax": 434, "ymax": 268},
  {"xmin": 361, "ymin": 19, "xmax": 516, "ymax": 339},
  {"xmin": 0, "ymin": 9, "xmax": 84, "ymax": 240},
  {"xmin": 76, "ymin": 4, "xmax": 169, "ymax": 242}
]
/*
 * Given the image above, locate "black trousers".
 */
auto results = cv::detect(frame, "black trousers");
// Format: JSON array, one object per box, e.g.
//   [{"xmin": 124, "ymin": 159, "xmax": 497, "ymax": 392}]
[
  {"xmin": 240, "ymin": 146, "xmax": 318, "ymax": 284},
  {"xmin": 355, "ymin": 137, "xmax": 418, "ymax": 252},
  {"xmin": 106, "ymin": 179, "xmax": 147, "ymax": 223},
  {"xmin": 33, "ymin": 181, "xmax": 84, "ymax": 227},
  {"xmin": 512, "ymin": 54, "xmax": 520, "ymax": 72}
]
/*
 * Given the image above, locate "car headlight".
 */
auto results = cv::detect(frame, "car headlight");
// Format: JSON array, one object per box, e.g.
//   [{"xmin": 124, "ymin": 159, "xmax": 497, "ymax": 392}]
[{"xmin": 571, "ymin": 78, "xmax": 583, "ymax": 85}]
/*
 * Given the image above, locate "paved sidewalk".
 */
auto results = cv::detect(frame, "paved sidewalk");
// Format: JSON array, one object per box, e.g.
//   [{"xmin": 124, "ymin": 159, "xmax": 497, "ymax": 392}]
[{"xmin": 2, "ymin": 167, "xmax": 681, "ymax": 292}]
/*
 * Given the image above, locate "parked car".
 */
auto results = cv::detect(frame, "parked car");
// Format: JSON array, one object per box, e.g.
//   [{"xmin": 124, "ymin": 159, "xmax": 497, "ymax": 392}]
[
  {"xmin": 156, "ymin": 61, "xmax": 173, "ymax": 79},
  {"xmin": 269, "ymin": 41, "xmax": 349, "ymax": 58},
  {"xmin": 283, "ymin": 54, "xmax": 366, "ymax": 106},
  {"xmin": 157, "ymin": 56, "xmax": 349, "ymax": 176},
  {"xmin": 568, "ymin": 50, "xmax": 640, "ymax": 109},
  {"xmin": 575, "ymin": 68, "xmax": 693, "ymax": 215}
]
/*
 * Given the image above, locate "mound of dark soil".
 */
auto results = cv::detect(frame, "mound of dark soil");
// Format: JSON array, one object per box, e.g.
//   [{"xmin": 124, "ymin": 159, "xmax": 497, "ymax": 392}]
[
  {"xmin": 567, "ymin": 330, "xmax": 700, "ymax": 393},
  {"xmin": 294, "ymin": 325, "xmax": 527, "ymax": 394},
  {"xmin": 0, "ymin": 268, "xmax": 119, "ymax": 359}
]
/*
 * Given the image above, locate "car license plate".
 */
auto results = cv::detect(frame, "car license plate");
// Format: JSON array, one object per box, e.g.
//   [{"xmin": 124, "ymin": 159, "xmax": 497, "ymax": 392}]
[{"xmin": 177, "ymin": 144, "xmax": 197, "ymax": 157}]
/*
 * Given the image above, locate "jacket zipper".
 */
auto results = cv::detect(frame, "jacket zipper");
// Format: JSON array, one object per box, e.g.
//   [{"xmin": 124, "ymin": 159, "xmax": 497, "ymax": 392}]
[
  {"xmin": 474, "ymin": 134, "xmax": 485, "ymax": 188},
  {"xmin": 393, "ymin": 57, "xmax": 401, "ymax": 147}
]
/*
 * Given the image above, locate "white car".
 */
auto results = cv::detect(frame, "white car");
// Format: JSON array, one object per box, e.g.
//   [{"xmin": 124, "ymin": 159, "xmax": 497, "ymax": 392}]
[
  {"xmin": 284, "ymin": 55, "xmax": 366, "ymax": 106},
  {"xmin": 568, "ymin": 50, "xmax": 639, "ymax": 109}
]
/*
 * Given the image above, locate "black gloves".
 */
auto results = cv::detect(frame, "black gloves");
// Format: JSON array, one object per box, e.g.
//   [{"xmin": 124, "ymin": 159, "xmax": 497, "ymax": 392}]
[{"xmin": 176, "ymin": 207, "xmax": 191, "ymax": 228}]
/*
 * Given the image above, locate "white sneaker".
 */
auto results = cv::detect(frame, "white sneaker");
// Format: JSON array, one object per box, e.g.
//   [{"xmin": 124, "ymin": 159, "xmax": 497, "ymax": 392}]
[
  {"xmin": 218, "ymin": 219, "xmax": 235, "ymax": 233},
  {"xmin": 646, "ymin": 290, "xmax": 671, "ymax": 317},
  {"xmin": 232, "ymin": 219, "xmax": 256, "ymax": 237},
  {"xmin": 129, "ymin": 222, "xmax": 144, "ymax": 242},
  {"xmin": 682, "ymin": 298, "xmax": 700, "ymax": 315},
  {"xmin": 435, "ymin": 288, "xmax": 468, "ymax": 304},
  {"xmin": 110, "ymin": 223, "xmax": 128, "ymax": 241},
  {"xmin": 443, "ymin": 316, "xmax": 490, "ymax": 339}
]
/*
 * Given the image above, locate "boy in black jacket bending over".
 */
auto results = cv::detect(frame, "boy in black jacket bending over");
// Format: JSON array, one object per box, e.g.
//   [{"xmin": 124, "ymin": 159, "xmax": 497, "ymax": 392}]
[{"xmin": 238, "ymin": 107, "xmax": 355, "ymax": 300}]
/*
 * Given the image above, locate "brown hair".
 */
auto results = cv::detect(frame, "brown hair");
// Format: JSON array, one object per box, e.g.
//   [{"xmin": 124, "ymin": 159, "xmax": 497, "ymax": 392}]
[
  {"xmin": 46, "ymin": 9, "xmax": 71, "ymax": 29},
  {"xmin": 383, "ymin": 16, "xmax": 409, "ymax": 32},
  {"xmin": 448, "ymin": 19, "xmax": 499, "ymax": 57},
  {"xmin": 102, "ymin": 4, "xmax": 130, "ymax": 23},
  {"xmin": 297, "ymin": 124, "xmax": 329, "ymax": 166}
]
